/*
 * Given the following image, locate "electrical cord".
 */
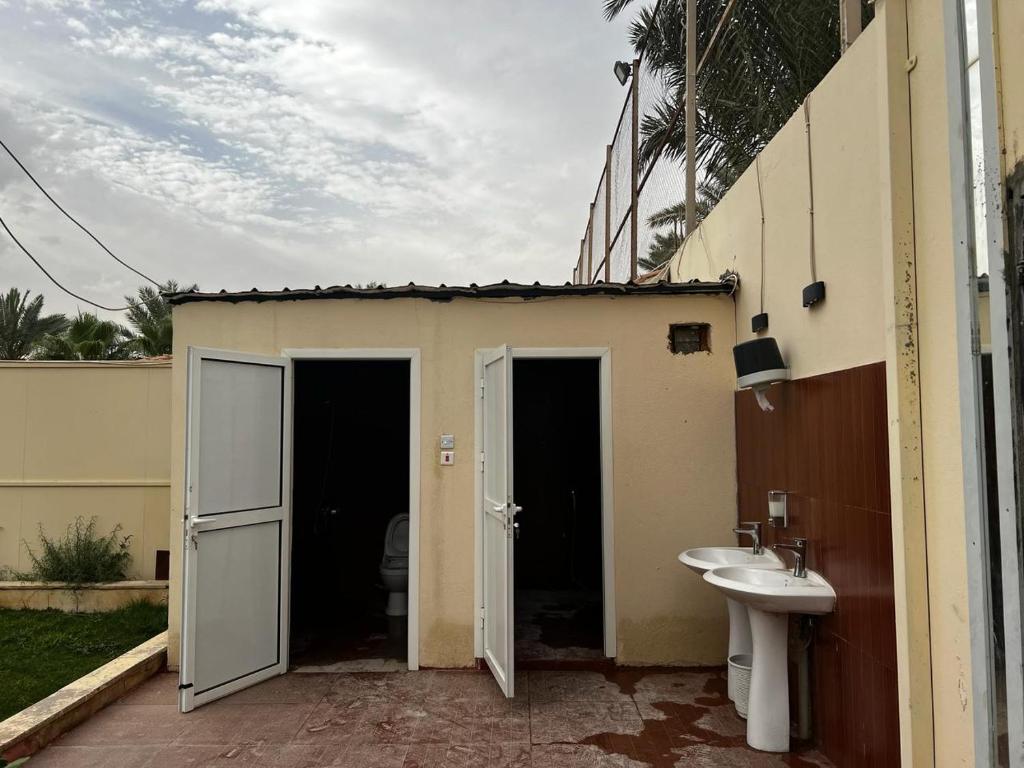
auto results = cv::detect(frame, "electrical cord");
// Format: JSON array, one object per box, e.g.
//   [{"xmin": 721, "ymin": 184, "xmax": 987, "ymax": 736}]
[
  {"xmin": 0, "ymin": 211, "xmax": 131, "ymax": 311},
  {"xmin": 0, "ymin": 136, "xmax": 161, "ymax": 288},
  {"xmin": 803, "ymin": 97, "xmax": 817, "ymax": 283},
  {"xmin": 755, "ymin": 154, "xmax": 766, "ymax": 314}
]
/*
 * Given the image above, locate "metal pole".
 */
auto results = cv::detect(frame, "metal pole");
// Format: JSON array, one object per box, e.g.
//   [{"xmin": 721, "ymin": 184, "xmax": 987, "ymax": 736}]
[
  {"xmin": 587, "ymin": 204, "xmax": 594, "ymax": 283},
  {"xmin": 578, "ymin": 239, "xmax": 585, "ymax": 285},
  {"xmin": 839, "ymin": 0, "xmax": 862, "ymax": 53},
  {"xmin": 604, "ymin": 145, "xmax": 612, "ymax": 283},
  {"xmin": 685, "ymin": 0, "xmax": 697, "ymax": 234},
  {"xmin": 630, "ymin": 57, "xmax": 640, "ymax": 280}
]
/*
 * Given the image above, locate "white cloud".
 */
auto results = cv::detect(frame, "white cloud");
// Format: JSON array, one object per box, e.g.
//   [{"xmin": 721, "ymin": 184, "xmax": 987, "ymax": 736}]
[{"xmin": 0, "ymin": 0, "xmax": 636, "ymax": 317}]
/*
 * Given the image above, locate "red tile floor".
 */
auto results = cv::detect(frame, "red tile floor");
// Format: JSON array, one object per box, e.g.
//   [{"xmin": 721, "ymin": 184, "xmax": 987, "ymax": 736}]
[{"xmin": 28, "ymin": 669, "xmax": 834, "ymax": 767}]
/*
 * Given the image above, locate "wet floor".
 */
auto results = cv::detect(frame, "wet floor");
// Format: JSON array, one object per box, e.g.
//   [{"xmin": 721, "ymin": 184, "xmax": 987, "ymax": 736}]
[
  {"xmin": 514, "ymin": 590, "xmax": 604, "ymax": 663},
  {"xmin": 27, "ymin": 668, "xmax": 835, "ymax": 767}
]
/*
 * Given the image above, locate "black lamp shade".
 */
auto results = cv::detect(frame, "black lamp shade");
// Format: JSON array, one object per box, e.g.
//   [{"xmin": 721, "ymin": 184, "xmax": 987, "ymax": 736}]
[{"xmin": 733, "ymin": 337, "xmax": 789, "ymax": 390}]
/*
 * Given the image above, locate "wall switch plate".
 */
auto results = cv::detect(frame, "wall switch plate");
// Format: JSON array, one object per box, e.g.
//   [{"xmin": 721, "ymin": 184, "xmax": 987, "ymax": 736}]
[
  {"xmin": 440, "ymin": 450, "xmax": 455, "ymax": 466},
  {"xmin": 440, "ymin": 434, "xmax": 455, "ymax": 449}
]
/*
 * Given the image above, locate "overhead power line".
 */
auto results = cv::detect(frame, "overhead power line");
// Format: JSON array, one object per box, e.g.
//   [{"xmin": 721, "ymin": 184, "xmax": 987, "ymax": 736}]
[
  {"xmin": 0, "ymin": 211, "xmax": 131, "ymax": 312},
  {"xmin": 0, "ymin": 136, "xmax": 162, "ymax": 288}
]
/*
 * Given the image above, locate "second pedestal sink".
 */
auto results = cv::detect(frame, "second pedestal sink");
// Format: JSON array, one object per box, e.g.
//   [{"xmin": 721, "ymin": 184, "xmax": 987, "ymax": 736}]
[
  {"xmin": 703, "ymin": 564, "xmax": 836, "ymax": 753},
  {"xmin": 678, "ymin": 546, "xmax": 782, "ymax": 705},
  {"xmin": 678, "ymin": 546, "xmax": 783, "ymax": 575}
]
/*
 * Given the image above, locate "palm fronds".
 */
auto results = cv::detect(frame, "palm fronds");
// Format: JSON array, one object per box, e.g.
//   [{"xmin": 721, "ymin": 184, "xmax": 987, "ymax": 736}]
[
  {"xmin": 0, "ymin": 288, "xmax": 68, "ymax": 359},
  {"xmin": 122, "ymin": 280, "xmax": 196, "ymax": 357},
  {"xmin": 614, "ymin": 0, "xmax": 844, "ymax": 201},
  {"xmin": 32, "ymin": 312, "xmax": 133, "ymax": 360}
]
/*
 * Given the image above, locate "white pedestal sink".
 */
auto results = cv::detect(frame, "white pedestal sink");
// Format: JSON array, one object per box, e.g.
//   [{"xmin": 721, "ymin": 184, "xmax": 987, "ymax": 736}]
[
  {"xmin": 677, "ymin": 547, "xmax": 782, "ymax": 702},
  {"xmin": 703, "ymin": 565, "xmax": 836, "ymax": 752}
]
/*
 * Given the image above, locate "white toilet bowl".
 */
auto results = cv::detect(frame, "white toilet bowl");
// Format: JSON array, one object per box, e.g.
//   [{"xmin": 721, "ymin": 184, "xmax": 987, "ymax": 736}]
[{"xmin": 379, "ymin": 514, "xmax": 409, "ymax": 617}]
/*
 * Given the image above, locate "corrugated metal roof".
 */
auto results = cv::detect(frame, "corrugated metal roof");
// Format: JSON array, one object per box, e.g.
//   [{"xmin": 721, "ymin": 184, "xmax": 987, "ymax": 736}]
[{"xmin": 165, "ymin": 279, "xmax": 735, "ymax": 306}]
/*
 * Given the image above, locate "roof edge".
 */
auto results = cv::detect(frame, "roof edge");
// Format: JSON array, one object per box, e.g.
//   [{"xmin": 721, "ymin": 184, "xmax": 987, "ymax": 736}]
[{"xmin": 166, "ymin": 280, "xmax": 736, "ymax": 306}]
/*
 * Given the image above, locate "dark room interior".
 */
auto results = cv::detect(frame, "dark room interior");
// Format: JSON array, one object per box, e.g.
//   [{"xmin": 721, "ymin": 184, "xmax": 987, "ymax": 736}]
[
  {"xmin": 512, "ymin": 358, "xmax": 604, "ymax": 664},
  {"xmin": 290, "ymin": 359, "xmax": 410, "ymax": 667}
]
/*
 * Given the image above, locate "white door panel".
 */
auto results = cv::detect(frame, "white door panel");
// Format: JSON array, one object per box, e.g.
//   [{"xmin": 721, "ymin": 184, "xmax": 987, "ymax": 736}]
[
  {"xmin": 197, "ymin": 360, "xmax": 283, "ymax": 515},
  {"xmin": 481, "ymin": 345, "xmax": 515, "ymax": 698},
  {"xmin": 180, "ymin": 348, "xmax": 291, "ymax": 712},
  {"xmin": 193, "ymin": 522, "xmax": 281, "ymax": 693}
]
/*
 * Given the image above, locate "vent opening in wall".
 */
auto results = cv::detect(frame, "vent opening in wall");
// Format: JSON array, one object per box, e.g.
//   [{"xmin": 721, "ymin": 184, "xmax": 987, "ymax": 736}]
[{"xmin": 669, "ymin": 323, "xmax": 710, "ymax": 355}]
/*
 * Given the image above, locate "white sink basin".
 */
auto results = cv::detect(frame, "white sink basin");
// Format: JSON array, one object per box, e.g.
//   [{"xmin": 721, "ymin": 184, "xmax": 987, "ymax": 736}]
[
  {"xmin": 677, "ymin": 546, "xmax": 782, "ymax": 576},
  {"xmin": 703, "ymin": 565, "xmax": 836, "ymax": 615},
  {"xmin": 678, "ymin": 547, "xmax": 783, "ymax": 713},
  {"xmin": 702, "ymin": 564, "xmax": 837, "ymax": 753}
]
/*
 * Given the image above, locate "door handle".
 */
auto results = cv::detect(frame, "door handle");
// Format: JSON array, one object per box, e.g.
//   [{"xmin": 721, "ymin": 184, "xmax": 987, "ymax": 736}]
[{"xmin": 186, "ymin": 516, "xmax": 219, "ymax": 533}]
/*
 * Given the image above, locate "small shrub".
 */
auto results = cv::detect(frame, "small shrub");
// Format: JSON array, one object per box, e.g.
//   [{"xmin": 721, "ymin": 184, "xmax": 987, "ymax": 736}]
[
  {"xmin": 23, "ymin": 516, "xmax": 132, "ymax": 585},
  {"xmin": 0, "ymin": 565, "xmax": 33, "ymax": 581}
]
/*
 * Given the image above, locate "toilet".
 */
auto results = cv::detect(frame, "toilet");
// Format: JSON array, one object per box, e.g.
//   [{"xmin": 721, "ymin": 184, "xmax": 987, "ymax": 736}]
[{"xmin": 379, "ymin": 513, "xmax": 409, "ymax": 617}]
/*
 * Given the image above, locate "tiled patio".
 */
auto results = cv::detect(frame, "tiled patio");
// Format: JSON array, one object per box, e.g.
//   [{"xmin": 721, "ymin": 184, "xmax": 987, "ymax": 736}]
[{"xmin": 29, "ymin": 669, "xmax": 833, "ymax": 767}]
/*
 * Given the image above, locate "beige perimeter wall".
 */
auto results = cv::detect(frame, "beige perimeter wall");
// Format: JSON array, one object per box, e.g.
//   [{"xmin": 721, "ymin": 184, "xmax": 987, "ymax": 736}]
[
  {"xmin": 669, "ymin": 20, "xmax": 887, "ymax": 381},
  {"xmin": 665, "ymin": 4, "xmax": 987, "ymax": 762},
  {"xmin": 0, "ymin": 361, "xmax": 171, "ymax": 581},
  {"xmin": 167, "ymin": 294, "xmax": 738, "ymax": 670}
]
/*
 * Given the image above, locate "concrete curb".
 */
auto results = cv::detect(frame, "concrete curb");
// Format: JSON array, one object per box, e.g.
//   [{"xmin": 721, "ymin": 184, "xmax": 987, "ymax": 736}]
[
  {"xmin": 0, "ymin": 631, "xmax": 168, "ymax": 761},
  {"xmin": 0, "ymin": 581, "xmax": 168, "ymax": 613}
]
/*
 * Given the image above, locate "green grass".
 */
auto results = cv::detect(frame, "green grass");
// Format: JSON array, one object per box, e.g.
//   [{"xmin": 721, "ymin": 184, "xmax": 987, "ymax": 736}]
[{"xmin": 0, "ymin": 601, "xmax": 167, "ymax": 721}]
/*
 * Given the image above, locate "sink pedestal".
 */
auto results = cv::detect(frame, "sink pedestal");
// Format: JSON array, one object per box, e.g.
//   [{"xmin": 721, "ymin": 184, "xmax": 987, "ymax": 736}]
[
  {"xmin": 746, "ymin": 607, "xmax": 790, "ymax": 752},
  {"xmin": 726, "ymin": 598, "xmax": 752, "ymax": 701}
]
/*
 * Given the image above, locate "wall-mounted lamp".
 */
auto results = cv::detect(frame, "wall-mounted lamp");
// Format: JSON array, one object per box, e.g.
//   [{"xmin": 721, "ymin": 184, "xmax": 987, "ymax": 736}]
[
  {"xmin": 802, "ymin": 281, "xmax": 826, "ymax": 308},
  {"xmin": 733, "ymin": 337, "xmax": 790, "ymax": 412},
  {"xmin": 613, "ymin": 60, "xmax": 633, "ymax": 86}
]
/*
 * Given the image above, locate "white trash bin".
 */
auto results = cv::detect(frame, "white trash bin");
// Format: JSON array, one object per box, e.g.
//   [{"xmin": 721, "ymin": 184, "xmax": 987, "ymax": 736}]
[{"xmin": 728, "ymin": 653, "xmax": 753, "ymax": 719}]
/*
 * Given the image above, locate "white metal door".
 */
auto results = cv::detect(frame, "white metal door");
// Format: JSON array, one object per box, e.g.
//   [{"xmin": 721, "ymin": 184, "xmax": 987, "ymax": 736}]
[
  {"xmin": 179, "ymin": 348, "xmax": 291, "ymax": 712},
  {"xmin": 481, "ymin": 345, "xmax": 517, "ymax": 697}
]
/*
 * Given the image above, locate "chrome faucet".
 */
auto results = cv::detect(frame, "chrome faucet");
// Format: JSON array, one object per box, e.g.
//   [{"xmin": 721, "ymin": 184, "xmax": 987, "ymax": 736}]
[
  {"xmin": 773, "ymin": 537, "xmax": 808, "ymax": 578},
  {"xmin": 733, "ymin": 521, "xmax": 763, "ymax": 555}
]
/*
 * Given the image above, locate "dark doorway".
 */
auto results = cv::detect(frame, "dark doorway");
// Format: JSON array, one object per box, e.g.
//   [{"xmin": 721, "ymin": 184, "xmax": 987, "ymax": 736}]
[
  {"xmin": 290, "ymin": 359, "xmax": 410, "ymax": 668},
  {"xmin": 513, "ymin": 358, "xmax": 604, "ymax": 664}
]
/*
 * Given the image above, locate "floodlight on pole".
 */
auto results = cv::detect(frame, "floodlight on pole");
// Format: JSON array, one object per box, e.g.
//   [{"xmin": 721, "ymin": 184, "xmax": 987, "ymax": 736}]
[{"xmin": 613, "ymin": 60, "xmax": 632, "ymax": 86}]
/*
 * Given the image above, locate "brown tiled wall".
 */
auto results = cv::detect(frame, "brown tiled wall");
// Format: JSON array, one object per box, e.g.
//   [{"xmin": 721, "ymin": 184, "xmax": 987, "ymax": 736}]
[{"xmin": 735, "ymin": 361, "xmax": 899, "ymax": 767}]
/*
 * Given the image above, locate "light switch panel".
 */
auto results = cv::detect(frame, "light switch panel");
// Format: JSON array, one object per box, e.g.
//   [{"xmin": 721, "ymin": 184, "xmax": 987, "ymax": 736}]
[
  {"xmin": 440, "ymin": 450, "xmax": 455, "ymax": 466},
  {"xmin": 440, "ymin": 434, "xmax": 455, "ymax": 449}
]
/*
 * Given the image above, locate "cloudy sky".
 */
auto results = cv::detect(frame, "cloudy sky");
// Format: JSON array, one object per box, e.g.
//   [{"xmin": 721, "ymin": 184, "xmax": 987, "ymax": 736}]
[{"xmin": 0, "ymin": 0, "xmax": 635, "ymax": 317}]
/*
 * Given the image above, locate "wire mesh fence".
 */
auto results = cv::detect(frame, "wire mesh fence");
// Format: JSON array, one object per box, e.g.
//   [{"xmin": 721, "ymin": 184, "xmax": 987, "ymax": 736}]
[
  {"xmin": 572, "ymin": 0, "xmax": 695, "ymax": 284},
  {"xmin": 592, "ymin": 172, "xmax": 608, "ymax": 281}
]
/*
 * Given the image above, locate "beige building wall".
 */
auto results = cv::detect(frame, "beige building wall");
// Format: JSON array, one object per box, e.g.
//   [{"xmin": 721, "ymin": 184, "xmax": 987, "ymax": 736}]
[
  {"xmin": 166, "ymin": 294, "xmax": 739, "ymax": 670},
  {"xmin": 669, "ymin": 21, "xmax": 887, "ymax": 380},
  {"xmin": 0, "ymin": 361, "xmax": 171, "ymax": 582},
  {"xmin": 664, "ymin": 2, "xmax": 989, "ymax": 761},
  {"xmin": 995, "ymin": 0, "xmax": 1024, "ymax": 177}
]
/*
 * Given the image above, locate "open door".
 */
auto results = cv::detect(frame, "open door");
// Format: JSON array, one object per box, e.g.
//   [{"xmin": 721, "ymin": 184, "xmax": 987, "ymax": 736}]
[
  {"xmin": 481, "ymin": 345, "xmax": 518, "ymax": 698},
  {"xmin": 179, "ymin": 348, "xmax": 291, "ymax": 712}
]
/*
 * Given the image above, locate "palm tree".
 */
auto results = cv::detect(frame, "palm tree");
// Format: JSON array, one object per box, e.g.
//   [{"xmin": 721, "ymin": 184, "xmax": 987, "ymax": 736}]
[
  {"xmin": 640, "ymin": 229, "xmax": 685, "ymax": 271},
  {"xmin": 122, "ymin": 280, "xmax": 197, "ymax": 357},
  {"xmin": 607, "ymin": 0, "xmax": 859, "ymax": 212},
  {"xmin": 0, "ymin": 288, "xmax": 68, "ymax": 359},
  {"xmin": 640, "ymin": 169, "xmax": 739, "ymax": 270},
  {"xmin": 33, "ymin": 312, "xmax": 132, "ymax": 360}
]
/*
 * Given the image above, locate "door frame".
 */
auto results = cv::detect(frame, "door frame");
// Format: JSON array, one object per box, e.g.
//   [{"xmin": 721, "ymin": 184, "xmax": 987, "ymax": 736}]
[
  {"xmin": 282, "ymin": 348, "xmax": 422, "ymax": 671},
  {"xmin": 473, "ymin": 347, "xmax": 615, "ymax": 659}
]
